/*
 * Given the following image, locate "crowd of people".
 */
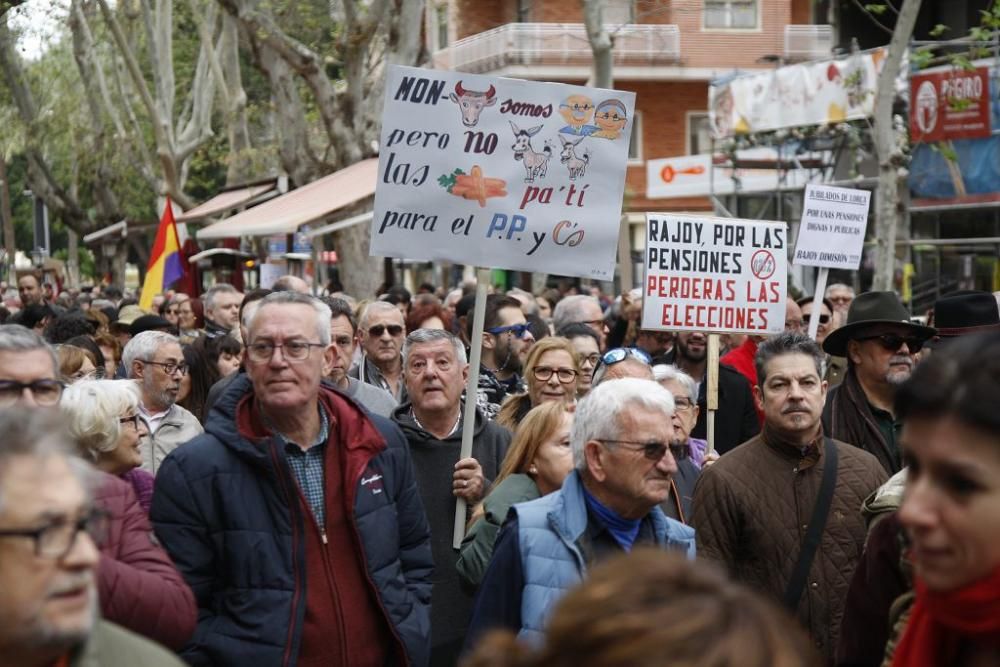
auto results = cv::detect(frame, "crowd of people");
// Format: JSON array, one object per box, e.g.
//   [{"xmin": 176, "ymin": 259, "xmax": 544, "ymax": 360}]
[{"xmin": 0, "ymin": 269, "xmax": 998, "ymax": 667}]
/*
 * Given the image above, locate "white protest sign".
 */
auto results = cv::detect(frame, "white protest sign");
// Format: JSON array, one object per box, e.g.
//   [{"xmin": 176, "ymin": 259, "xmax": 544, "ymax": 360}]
[
  {"xmin": 642, "ymin": 214, "xmax": 788, "ymax": 334},
  {"xmin": 258, "ymin": 263, "xmax": 283, "ymax": 289},
  {"xmin": 793, "ymin": 183, "xmax": 871, "ymax": 269},
  {"xmin": 371, "ymin": 65, "xmax": 636, "ymax": 280}
]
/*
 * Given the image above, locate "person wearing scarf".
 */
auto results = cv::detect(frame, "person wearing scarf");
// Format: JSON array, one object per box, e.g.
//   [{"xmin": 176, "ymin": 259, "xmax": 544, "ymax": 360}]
[{"xmin": 888, "ymin": 331, "xmax": 1000, "ymax": 666}]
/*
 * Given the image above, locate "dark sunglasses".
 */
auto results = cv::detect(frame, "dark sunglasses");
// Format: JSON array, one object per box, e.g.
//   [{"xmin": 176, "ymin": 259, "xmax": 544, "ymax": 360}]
[
  {"xmin": 802, "ymin": 314, "xmax": 830, "ymax": 325},
  {"xmin": 597, "ymin": 439, "xmax": 690, "ymax": 462},
  {"xmin": 368, "ymin": 324, "xmax": 404, "ymax": 337},
  {"xmin": 593, "ymin": 347, "xmax": 652, "ymax": 376},
  {"xmin": 857, "ymin": 333, "xmax": 926, "ymax": 353},
  {"xmin": 486, "ymin": 323, "xmax": 531, "ymax": 339}
]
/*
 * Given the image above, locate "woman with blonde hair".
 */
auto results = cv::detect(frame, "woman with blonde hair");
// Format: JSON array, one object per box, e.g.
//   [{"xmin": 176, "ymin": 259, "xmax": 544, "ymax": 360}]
[
  {"xmin": 496, "ymin": 336, "xmax": 579, "ymax": 431},
  {"xmin": 60, "ymin": 378, "xmax": 153, "ymax": 511},
  {"xmin": 457, "ymin": 402, "xmax": 574, "ymax": 589}
]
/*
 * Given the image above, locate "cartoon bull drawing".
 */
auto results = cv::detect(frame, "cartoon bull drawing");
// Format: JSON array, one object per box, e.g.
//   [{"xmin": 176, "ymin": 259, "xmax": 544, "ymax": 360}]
[{"xmin": 449, "ymin": 81, "xmax": 498, "ymax": 127}]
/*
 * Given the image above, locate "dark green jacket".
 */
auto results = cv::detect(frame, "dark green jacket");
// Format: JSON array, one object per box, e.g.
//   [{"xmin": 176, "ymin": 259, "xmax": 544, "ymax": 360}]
[
  {"xmin": 72, "ymin": 620, "xmax": 185, "ymax": 667},
  {"xmin": 456, "ymin": 473, "xmax": 540, "ymax": 591}
]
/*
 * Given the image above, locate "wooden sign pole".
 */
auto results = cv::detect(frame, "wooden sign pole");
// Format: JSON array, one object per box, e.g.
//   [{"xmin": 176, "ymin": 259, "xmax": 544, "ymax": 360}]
[
  {"xmin": 807, "ymin": 267, "xmax": 829, "ymax": 341},
  {"xmin": 706, "ymin": 333, "xmax": 720, "ymax": 455},
  {"xmin": 453, "ymin": 267, "xmax": 490, "ymax": 549}
]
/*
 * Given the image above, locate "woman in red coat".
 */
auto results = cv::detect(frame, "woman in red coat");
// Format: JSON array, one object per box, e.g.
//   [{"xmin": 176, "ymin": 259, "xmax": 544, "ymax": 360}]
[
  {"xmin": 61, "ymin": 379, "xmax": 196, "ymax": 650},
  {"xmin": 890, "ymin": 332, "xmax": 1000, "ymax": 666}
]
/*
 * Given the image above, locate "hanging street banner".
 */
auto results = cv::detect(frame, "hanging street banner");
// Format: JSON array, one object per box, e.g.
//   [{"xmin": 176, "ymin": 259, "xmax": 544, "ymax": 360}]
[
  {"xmin": 371, "ymin": 65, "xmax": 636, "ymax": 280},
  {"xmin": 910, "ymin": 65, "xmax": 992, "ymax": 143},
  {"xmin": 642, "ymin": 214, "xmax": 788, "ymax": 334},
  {"xmin": 793, "ymin": 183, "xmax": 871, "ymax": 270},
  {"xmin": 710, "ymin": 49, "xmax": 886, "ymax": 138}
]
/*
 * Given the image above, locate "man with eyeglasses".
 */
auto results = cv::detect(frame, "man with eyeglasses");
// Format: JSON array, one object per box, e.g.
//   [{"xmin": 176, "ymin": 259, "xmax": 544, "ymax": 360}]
[
  {"xmin": 0, "ymin": 410, "xmax": 185, "ymax": 667},
  {"xmin": 821, "ymin": 291, "xmax": 936, "ymax": 475},
  {"xmin": 122, "ymin": 331, "xmax": 203, "ymax": 475},
  {"xmin": 692, "ymin": 333, "xmax": 886, "ymax": 662},
  {"xmin": 151, "ymin": 291, "xmax": 433, "ymax": 666},
  {"xmin": 466, "ymin": 378, "xmax": 695, "ymax": 646},
  {"xmin": 353, "ymin": 300, "xmax": 408, "ymax": 401},
  {"xmin": 393, "ymin": 329, "xmax": 511, "ymax": 665},
  {"xmin": 476, "ymin": 295, "xmax": 534, "ymax": 419}
]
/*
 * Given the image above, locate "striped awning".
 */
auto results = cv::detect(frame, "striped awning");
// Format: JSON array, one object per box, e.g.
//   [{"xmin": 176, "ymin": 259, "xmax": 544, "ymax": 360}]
[
  {"xmin": 197, "ymin": 159, "xmax": 378, "ymax": 239},
  {"xmin": 176, "ymin": 181, "xmax": 279, "ymax": 223}
]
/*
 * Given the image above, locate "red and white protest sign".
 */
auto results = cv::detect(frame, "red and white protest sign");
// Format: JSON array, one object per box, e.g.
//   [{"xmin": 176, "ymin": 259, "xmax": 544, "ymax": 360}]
[
  {"xmin": 910, "ymin": 66, "xmax": 991, "ymax": 143},
  {"xmin": 641, "ymin": 214, "xmax": 787, "ymax": 334}
]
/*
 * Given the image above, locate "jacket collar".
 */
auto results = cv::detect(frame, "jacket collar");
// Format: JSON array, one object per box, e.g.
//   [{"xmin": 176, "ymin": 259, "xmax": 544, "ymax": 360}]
[{"xmin": 760, "ymin": 422, "xmax": 824, "ymax": 468}]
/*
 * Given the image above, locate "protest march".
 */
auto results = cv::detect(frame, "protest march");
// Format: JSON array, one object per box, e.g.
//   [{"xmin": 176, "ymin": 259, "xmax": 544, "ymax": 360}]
[{"xmin": 2, "ymin": 4, "xmax": 1000, "ymax": 667}]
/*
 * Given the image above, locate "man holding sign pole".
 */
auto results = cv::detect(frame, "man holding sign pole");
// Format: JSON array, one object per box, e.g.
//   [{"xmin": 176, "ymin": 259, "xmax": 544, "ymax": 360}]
[{"xmin": 392, "ymin": 329, "xmax": 511, "ymax": 666}]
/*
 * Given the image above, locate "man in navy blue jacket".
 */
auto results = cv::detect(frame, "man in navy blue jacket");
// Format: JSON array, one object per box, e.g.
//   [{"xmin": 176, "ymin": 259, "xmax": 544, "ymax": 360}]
[{"xmin": 152, "ymin": 292, "xmax": 433, "ymax": 667}]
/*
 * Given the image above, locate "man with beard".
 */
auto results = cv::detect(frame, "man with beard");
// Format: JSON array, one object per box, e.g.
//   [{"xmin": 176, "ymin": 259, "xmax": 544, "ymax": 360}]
[
  {"xmin": 821, "ymin": 292, "xmax": 935, "ymax": 475},
  {"xmin": 123, "ymin": 331, "xmax": 203, "ymax": 474},
  {"xmin": 476, "ymin": 295, "xmax": 535, "ymax": 419},
  {"xmin": 353, "ymin": 301, "xmax": 407, "ymax": 401},
  {"xmin": 692, "ymin": 333, "xmax": 886, "ymax": 662},
  {"xmin": 662, "ymin": 330, "xmax": 759, "ymax": 455}
]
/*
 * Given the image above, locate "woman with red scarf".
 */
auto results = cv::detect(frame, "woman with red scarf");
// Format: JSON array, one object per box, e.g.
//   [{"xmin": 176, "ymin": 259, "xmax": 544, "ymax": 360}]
[{"xmin": 889, "ymin": 331, "xmax": 1000, "ymax": 667}]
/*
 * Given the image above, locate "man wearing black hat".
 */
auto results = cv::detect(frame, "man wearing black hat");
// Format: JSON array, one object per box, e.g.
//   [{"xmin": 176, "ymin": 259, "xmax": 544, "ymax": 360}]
[{"xmin": 821, "ymin": 291, "xmax": 936, "ymax": 474}]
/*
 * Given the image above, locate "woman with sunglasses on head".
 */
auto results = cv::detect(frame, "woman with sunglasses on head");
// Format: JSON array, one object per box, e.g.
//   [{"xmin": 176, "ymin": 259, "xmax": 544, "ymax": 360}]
[
  {"xmin": 883, "ymin": 332, "xmax": 1000, "ymax": 667},
  {"xmin": 458, "ymin": 402, "xmax": 575, "ymax": 589},
  {"xmin": 496, "ymin": 337, "xmax": 579, "ymax": 432},
  {"xmin": 59, "ymin": 378, "xmax": 198, "ymax": 649}
]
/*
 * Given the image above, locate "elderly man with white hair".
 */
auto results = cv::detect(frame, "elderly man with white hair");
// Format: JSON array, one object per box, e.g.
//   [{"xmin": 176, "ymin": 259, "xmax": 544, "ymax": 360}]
[
  {"xmin": 552, "ymin": 294, "xmax": 607, "ymax": 350},
  {"xmin": 352, "ymin": 300, "xmax": 407, "ymax": 401},
  {"xmin": 466, "ymin": 377, "xmax": 695, "ymax": 647},
  {"xmin": 123, "ymin": 331, "xmax": 203, "ymax": 474}
]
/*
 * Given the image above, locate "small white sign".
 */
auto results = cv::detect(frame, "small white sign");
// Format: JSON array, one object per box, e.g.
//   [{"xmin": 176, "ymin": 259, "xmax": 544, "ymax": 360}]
[
  {"xmin": 258, "ymin": 263, "xmax": 284, "ymax": 289},
  {"xmin": 642, "ymin": 214, "xmax": 788, "ymax": 335},
  {"xmin": 371, "ymin": 65, "xmax": 636, "ymax": 280},
  {"xmin": 793, "ymin": 183, "xmax": 871, "ymax": 270}
]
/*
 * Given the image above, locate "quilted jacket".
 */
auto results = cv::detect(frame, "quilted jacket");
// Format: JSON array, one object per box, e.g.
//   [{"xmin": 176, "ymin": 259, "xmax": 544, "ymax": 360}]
[
  {"xmin": 94, "ymin": 472, "xmax": 196, "ymax": 650},
  {"xmin": 691, "ymin": 431, "xmax": 887, "ymax": 662},
  {"xmin": 151, "ymin": 374, "xmax": 433, "ymax": 666}
]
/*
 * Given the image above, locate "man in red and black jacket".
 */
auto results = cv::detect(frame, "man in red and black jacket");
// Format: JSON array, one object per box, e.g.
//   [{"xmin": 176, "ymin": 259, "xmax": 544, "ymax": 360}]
[{"xmin": 152, "ymin": 292, "xmax": 433, "ymax": 667}]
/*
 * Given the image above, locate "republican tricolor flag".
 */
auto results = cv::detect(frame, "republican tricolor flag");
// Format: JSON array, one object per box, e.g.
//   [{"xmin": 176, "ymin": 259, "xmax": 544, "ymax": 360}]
[{"xmin": 139, "ymin": 199, "xmax": 186, "ymax": 310}]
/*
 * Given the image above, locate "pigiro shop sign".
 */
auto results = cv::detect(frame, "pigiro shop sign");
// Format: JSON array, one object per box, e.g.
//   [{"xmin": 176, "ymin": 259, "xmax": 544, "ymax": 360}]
[{"xmin": 910, "ymin": 66, "xmax": 991, "ymax": 143}]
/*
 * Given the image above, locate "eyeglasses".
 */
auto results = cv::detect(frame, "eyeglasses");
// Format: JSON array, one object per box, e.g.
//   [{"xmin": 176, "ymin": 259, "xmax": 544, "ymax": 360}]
[
  {"xmin": 368, "ymin": 324, "xmax": 404, "ymax": 337},
  {"xmin": 672, "ymin": 397, "xmax": 695, "ymax": 413},
  {"xmin": 532, "ymin": 366, "xmax": 578, "ymax": 383},
  {"xmin": 119, "ymin": 414, "xmax": 141, "ymax": 430},
  {"xmin": 486, "ymin": 323, "xmax": 531, "ymax": 339},
  {"xmin": 595, "ymin": 111, "xmax": 625, "ymax": 122},
  {"xmin": 140, "ymin": 359, "xmax": 189, "ymax": 375},
  {"xmin": 857, "ymin": 333, "xmax": 926, "ymax": 354},
  {"xmin": 0, "ymin": 379, "xmax": 64, "ymax": 407},
  {"xmin": 599, "ymin": 347, "xmax": 652, "ymax": 367},
  {"xmin": 560, "ymin": 103, "xmax": 594, "ymax": 112},
  {"xmin": 801, "ymin": 314, "xmax": 831, "ymax": 326},
  {"xmin": 597, "ymin": 439, "xmax": 690, "ymax": 462},
  {"xmin": 0, "ymin": 508, "xmax": 109, "ymax": 559},
  {"xmin": 580, "ymin": 318, "xmax": 607, "ymax": 329},
  {"xmin": 69, "ymin": 369, "xmax": 102, "ymax": 382},
  {"xmin": 579, "ymin": 353, "xmax": 601, "ymax": 367},
  {"xmin": 247, "ymin": 340, "xmax": 325, "ymax": 363}
]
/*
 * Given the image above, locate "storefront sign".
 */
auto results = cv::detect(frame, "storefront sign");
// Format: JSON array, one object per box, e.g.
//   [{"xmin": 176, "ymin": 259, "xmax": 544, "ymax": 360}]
[{"xmin": 910, "ymin": 66, "xmax": 992, "ymax": 143}]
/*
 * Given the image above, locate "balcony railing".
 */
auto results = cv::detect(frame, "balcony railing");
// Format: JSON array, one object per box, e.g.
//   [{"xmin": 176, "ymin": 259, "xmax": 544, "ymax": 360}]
[
  {"xmin": 433, "ymin": 23, "xmax": 681, "ymax": 73},
  {"xmin": 783, "ymin": 25, "xmax": 834, "ymax": 62}
]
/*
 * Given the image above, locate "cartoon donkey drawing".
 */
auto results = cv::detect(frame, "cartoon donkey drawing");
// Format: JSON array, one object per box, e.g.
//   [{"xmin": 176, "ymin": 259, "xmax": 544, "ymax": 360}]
[
  {"xmin": 509, "ymin": 121, "xmax": 552, "ymax": 183},
  {"xmin": 449, "ymin": 82, "xmax": 497, "ymax": 127},
  {"xmin": 559, "ymin": 135, "xmax": 590, "ymax": 181}
]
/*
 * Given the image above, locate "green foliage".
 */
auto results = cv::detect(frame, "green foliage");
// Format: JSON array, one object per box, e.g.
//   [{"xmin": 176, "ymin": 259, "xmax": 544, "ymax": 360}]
[
  {"xmin": 931, "ymin": 142, "xmax": 958, "ymax": 163},
  {"xmin": 52, "ymin": 246, "xmax": 97, "ymax": 279},
  {"xmin": 928, "ymin": 24, "xmax": 949, "ymax": 38},
  {"xmin": 911, "ymin": 49, "xmax": 934, "ymax": 70},
  {"xmin": 863, "ymin": 3, "xmax": 888, "ymax": 15}
]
